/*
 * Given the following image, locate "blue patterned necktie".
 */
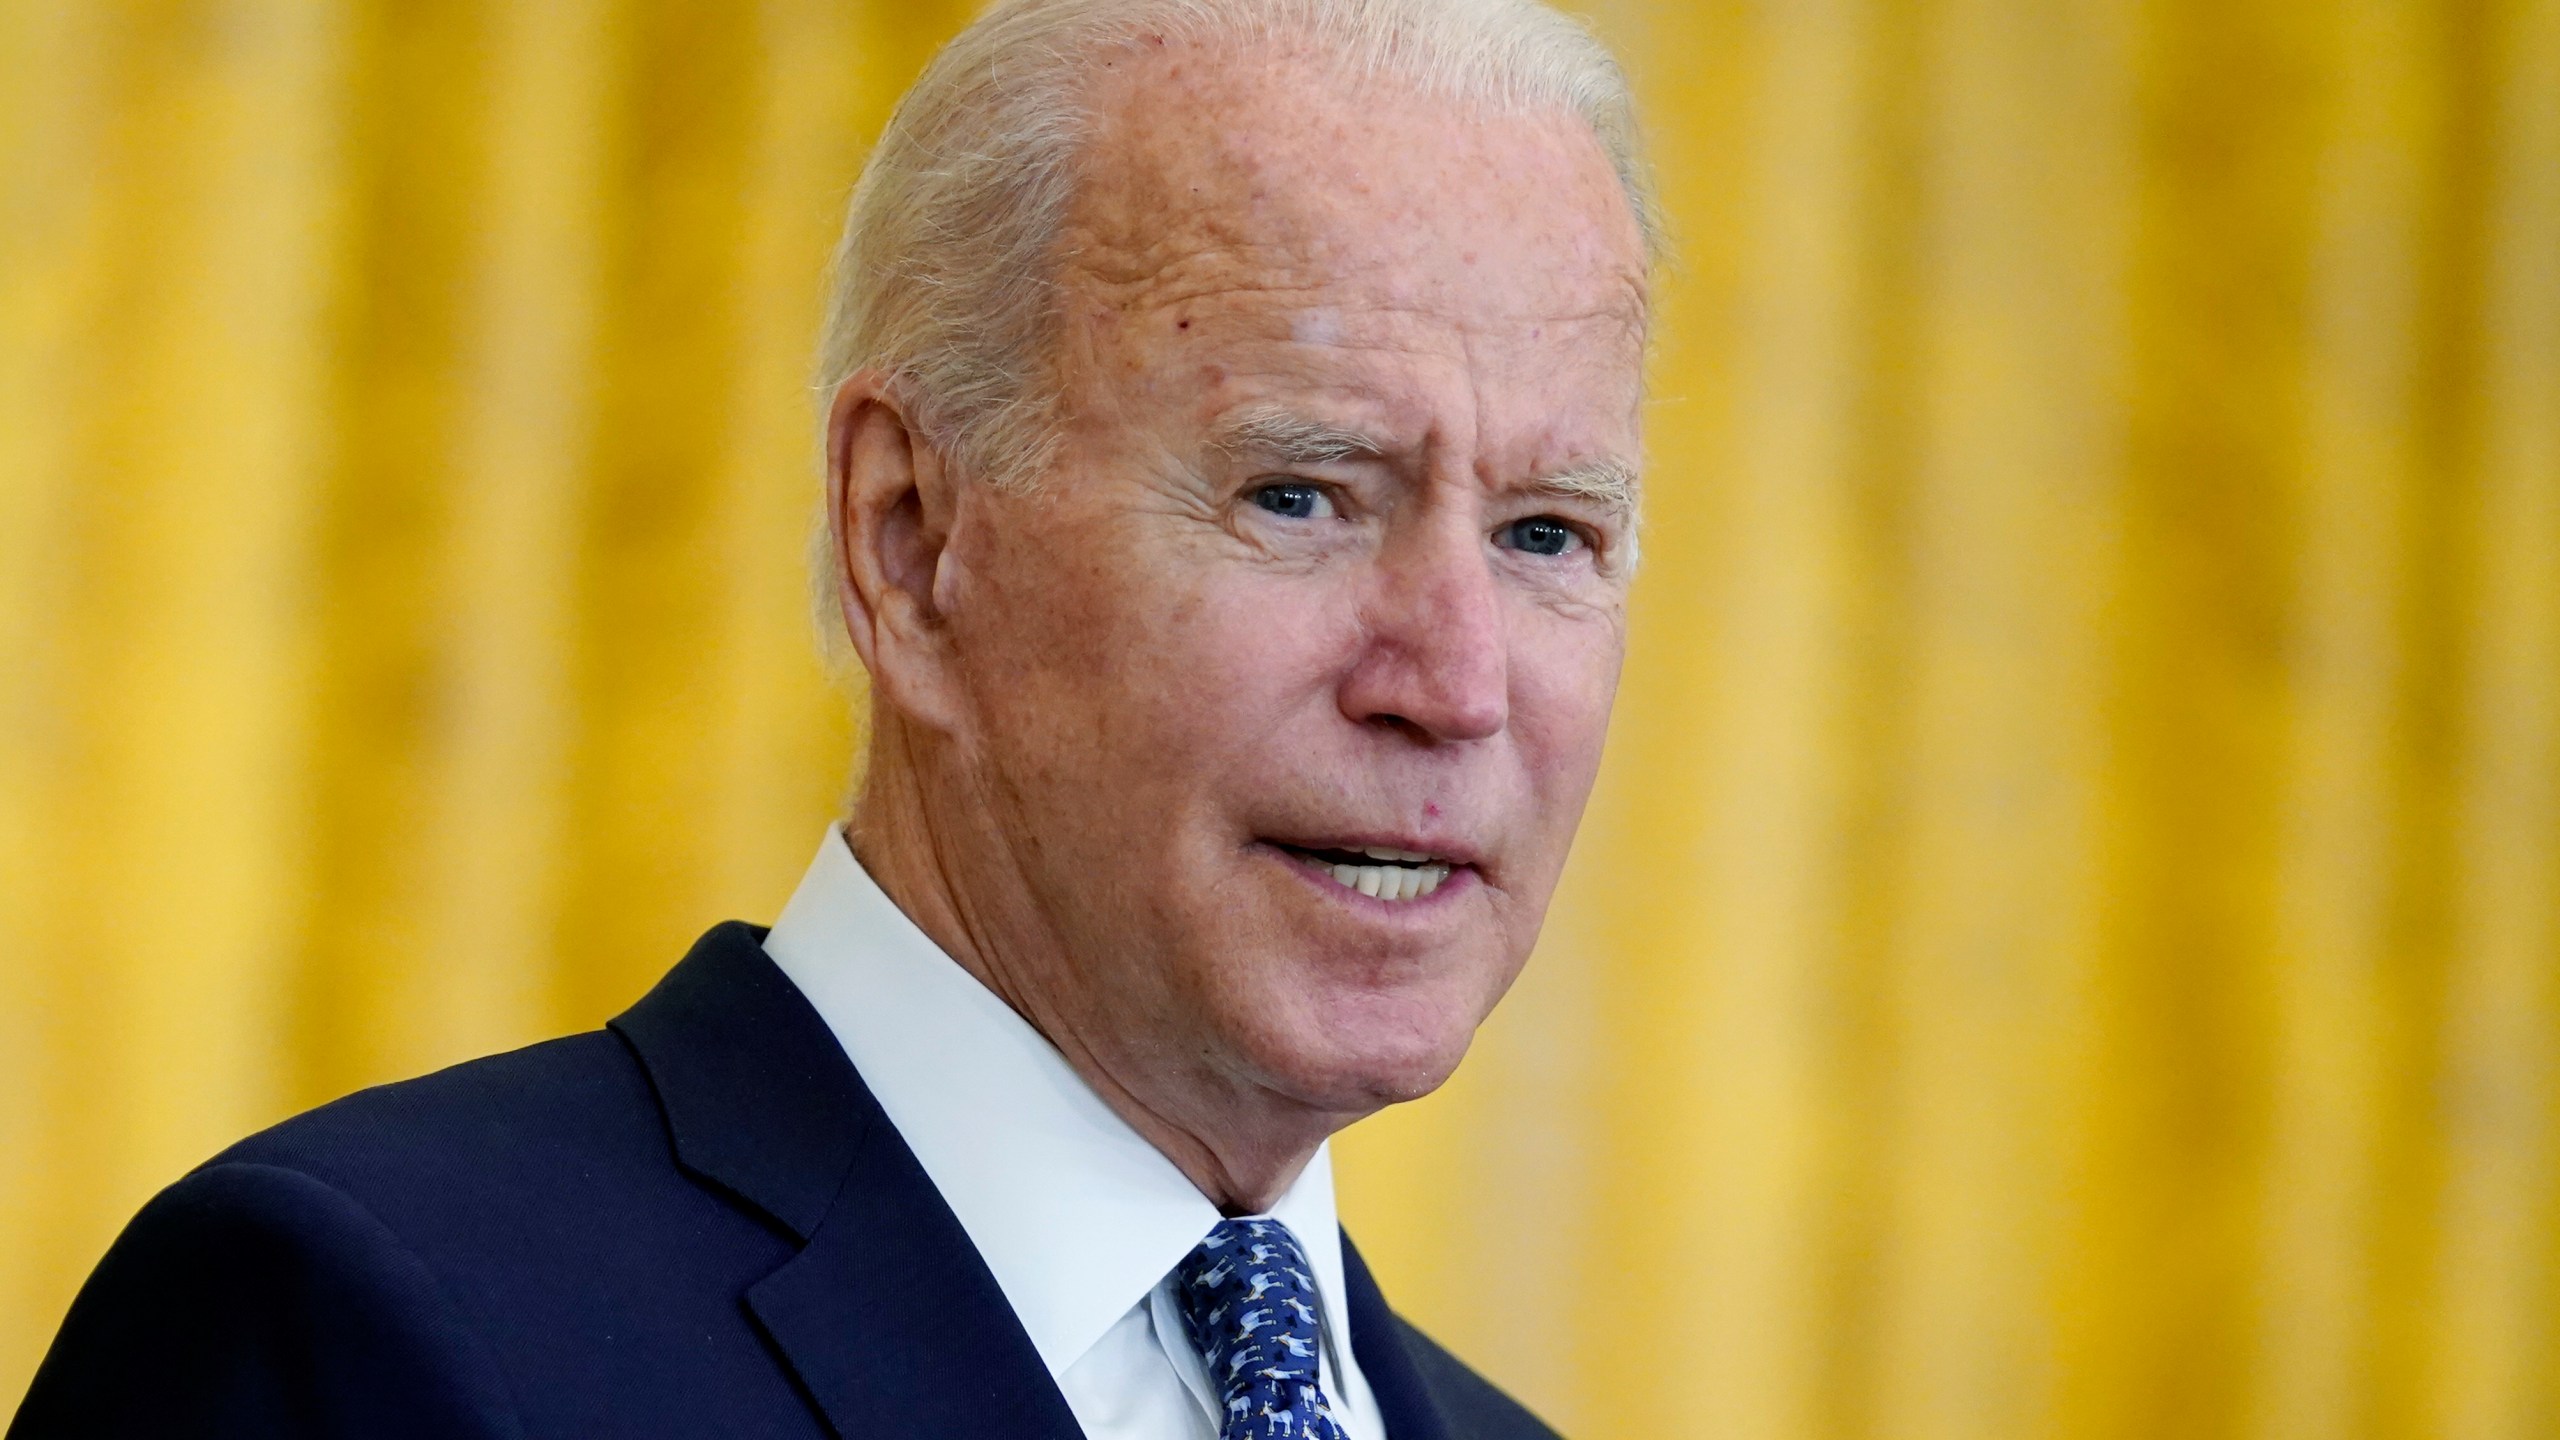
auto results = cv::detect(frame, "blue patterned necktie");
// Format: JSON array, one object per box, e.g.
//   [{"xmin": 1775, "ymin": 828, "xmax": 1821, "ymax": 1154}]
[{"xmin": 1173, "ymin": 1218, "xmax": 1353, "ymax": 1440}]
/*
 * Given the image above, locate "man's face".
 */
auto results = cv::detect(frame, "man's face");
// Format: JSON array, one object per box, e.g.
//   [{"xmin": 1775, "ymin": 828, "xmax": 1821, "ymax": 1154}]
[{"xmin": 934, "ymin": 46, "xmax": 1647, "ymax": 1117}]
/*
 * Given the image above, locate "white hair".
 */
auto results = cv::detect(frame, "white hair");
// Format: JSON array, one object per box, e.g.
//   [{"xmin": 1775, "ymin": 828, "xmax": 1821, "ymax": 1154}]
[{"xmin": 812, "ymin": 0, "xmax": 1659, "ymax": 660}]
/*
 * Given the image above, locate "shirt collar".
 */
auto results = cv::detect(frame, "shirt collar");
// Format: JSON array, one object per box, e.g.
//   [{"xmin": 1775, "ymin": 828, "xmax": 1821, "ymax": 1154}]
[{"xmin": 759, "ymin": 827, "xmax": 1354, "ymax": 1380}]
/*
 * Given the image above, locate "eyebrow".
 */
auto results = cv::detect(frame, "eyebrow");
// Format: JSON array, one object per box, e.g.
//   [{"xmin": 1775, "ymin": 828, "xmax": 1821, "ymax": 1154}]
[
  {"xmin": 1213, "ymin": 403, "xmax": 1640, "ymax": 516},
  {"xmin": 1213, "ymin": 405, "xmax": 1386, "ymax": 466},
  {"xmin": 1531, "ymin": 456, "xmax": 1641, "ymax": 516}
]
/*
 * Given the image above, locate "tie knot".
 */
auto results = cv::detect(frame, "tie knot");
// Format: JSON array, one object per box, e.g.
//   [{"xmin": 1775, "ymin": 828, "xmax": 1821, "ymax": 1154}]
[{"xmin": 1174, "ymin": 1219, "xmax": 1343, "ymax": 1436}]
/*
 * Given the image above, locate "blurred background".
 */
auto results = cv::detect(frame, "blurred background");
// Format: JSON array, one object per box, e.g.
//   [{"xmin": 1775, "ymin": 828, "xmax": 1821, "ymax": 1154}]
[{"xmin": 3, "ymin": 0, "xmax": 2554, "ymax": 1434}]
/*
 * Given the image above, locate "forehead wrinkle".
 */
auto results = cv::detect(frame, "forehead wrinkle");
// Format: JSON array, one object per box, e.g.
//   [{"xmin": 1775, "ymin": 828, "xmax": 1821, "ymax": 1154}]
[
  {"xmin": 1054, "ymin": 117, "xmax": 1647, "ymax": 343},
  {"xmin": 1057, "ymin": 231, "xmax": 1330, "ymax": 306},
  {"xmin": 1056, "ymin": 146, "xmax": 1644, "ymax": 338},
  {"xmin": 1064, "ymin": 235, "xmax": 1645, "ymax": 337}
]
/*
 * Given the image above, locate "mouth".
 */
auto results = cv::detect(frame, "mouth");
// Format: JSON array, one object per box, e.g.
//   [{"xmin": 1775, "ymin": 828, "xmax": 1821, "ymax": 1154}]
[{"xmin": 1265, "ymin": 840, "xmax": 1470, "ymax": 903}]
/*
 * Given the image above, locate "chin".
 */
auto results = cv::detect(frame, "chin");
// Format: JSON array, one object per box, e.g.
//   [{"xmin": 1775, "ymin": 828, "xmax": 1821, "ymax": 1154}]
[{"xmin": 1230, "ymin": 984, "xmax": 1484, "ymax": 1115}]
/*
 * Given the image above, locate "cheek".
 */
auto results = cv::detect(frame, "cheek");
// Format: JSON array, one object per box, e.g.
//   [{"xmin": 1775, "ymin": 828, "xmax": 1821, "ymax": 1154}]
[
  {"xmin": 960, "ymin": 524, "xmax": 1353, "ymax": 775},
  {"xmin": 1117, "ymin": 570, "xmax": 1357, "ymax": 763},
  {"xmin": 1508, "ymin": 612, "xmax": 1624, "ymax": 802},
  {"xmin": 1180, "ymin": 564, "xmax": 1347, "ymax": 661}
]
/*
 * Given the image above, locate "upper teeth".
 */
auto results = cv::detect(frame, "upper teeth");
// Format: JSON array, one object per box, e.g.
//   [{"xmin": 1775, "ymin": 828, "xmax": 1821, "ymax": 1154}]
[{"xmin": 1324, "ymin": 852, "xmax": 1452, "ymax": 902}]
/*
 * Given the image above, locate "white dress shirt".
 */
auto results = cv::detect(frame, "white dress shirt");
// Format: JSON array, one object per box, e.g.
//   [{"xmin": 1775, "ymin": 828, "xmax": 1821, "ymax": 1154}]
[{"xmin": 760, "ymin": 828, "xmax": 1384, "ymax": 1440}]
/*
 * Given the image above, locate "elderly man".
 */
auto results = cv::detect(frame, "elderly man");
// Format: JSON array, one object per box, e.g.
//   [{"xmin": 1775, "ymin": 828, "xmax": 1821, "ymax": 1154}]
[{"xmin": 14, "ymin": 1, "xmax": 1652, "ymax": 1436}]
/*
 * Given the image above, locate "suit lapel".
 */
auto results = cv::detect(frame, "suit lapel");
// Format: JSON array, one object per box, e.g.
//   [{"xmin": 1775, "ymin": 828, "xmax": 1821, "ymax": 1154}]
[
  {"xmin": 613, "ymin": 925, "xmax": 1462, "ymax": 1440},
  {"xmin": 743, "ymin": 1117, "xmax": 1084, "ymax": 1439},
  {"xmin": 1342, "ymin": 1233, "xmax": 1457, "ymax": 1440},
  {"xmin": 612, "ymin": 924, "xmax": 1083, "ymax": 1440}
]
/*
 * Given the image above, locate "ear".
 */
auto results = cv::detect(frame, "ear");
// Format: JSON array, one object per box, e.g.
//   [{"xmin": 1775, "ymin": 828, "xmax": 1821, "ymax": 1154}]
[{"xmin": 825, "ymin": 372, "xmax": 967, "ymax": 733}]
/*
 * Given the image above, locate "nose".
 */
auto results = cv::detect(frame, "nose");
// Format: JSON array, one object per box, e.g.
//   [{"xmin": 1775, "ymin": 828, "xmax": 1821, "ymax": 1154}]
[{"xmin": 1337, "ymin": 514, "xmax": 1509, "ymax": 743}]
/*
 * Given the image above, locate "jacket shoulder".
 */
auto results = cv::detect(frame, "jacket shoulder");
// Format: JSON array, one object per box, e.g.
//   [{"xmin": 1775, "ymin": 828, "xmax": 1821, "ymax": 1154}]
[
  {"xmin": 201, "ymin": 1026, "xmax": 783, "ymax": 1293},
  {"xmin": 219, "ymin": 1029, "xmax": 653, "ymax": 1184},
  {"xmin": 13, "ymin": 1158, "xmax": 525, "ymax": 1438},
  {"xmin": 1389, "ymin": 1317, "xmax": 1565, "ymax": 1440}
]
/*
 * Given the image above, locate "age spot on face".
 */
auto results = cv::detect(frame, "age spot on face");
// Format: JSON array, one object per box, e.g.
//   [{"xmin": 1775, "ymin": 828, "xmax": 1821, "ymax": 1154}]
[{"xmin": 1290, "ymin": 309, "xmax": 1343, "ymax": 347}]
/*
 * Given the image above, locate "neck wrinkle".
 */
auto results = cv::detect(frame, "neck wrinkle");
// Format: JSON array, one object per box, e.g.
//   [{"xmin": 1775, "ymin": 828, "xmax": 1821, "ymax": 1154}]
[{"xmin": 845, "ymin": 720, "xmax": 1333, "ymax": 1214}]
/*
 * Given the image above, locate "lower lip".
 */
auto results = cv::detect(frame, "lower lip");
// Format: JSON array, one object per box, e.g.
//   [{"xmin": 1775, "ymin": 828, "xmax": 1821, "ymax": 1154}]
[{"xmin": 1260, "ymin": 843, "xmax": 1478, "ymax": 911}]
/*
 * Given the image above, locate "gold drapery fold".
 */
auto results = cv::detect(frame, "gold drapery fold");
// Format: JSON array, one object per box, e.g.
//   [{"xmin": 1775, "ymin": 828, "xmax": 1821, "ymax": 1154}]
[{"xmin": 3, "ymin": 3, "xmax": 2552, "ymax": 1435}]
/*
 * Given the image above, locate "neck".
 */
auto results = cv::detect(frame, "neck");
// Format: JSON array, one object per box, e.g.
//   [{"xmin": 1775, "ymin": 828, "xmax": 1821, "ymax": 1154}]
[{"xmin": 844, "ymin": 719, "xmax": 1343, "ymax": 1214}]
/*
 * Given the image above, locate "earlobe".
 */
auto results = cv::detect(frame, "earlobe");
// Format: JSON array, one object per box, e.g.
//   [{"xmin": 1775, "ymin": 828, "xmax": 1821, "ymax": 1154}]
[{"xmin": 826, "ymin": 374, "xmax": 965, "ymax": 732}]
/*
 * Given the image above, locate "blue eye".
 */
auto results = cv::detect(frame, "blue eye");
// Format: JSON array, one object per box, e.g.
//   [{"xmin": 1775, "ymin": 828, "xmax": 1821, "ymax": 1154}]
[
  {"xmin": 1500, "ymin": 516, "xmax": 1583, "ymax": 556},
  {"xmin": 1251, "ymin": 482, "xmax": 1334, "ymax": 520}
]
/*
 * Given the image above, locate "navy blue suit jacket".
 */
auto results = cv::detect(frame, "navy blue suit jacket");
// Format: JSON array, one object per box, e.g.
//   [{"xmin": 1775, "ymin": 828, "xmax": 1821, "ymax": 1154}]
[{"xmin": 12, "ymin": 923, "xmax": 1560, "ymax": 1439}]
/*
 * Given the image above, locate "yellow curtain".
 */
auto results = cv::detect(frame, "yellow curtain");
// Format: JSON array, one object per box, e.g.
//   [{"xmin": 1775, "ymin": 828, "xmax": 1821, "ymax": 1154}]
[{"xmin": 2, "ymin": 2, "xmax": 2553, "ymax": 1436}]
